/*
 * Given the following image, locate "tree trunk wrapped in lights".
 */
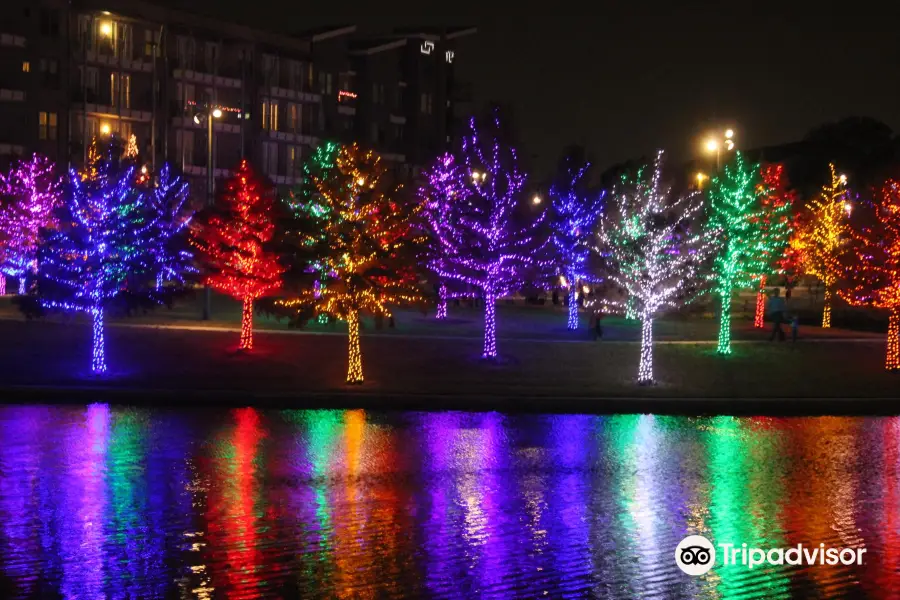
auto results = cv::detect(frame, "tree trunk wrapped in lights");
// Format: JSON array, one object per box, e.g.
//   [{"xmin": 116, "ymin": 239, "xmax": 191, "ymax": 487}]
[
  {"xmin": 548, "ymin": 147, "xmax": 604, "ymax": 330},
  {"xmin": 839, "ymin": 179, "xmax": 900, "ymax": 370},
  {"xmin": 706, "ymin": 152, "xmax": 766, "ymax": 354},
  {"xmin": 277, "ymin": 143, "xmax": 426, "ymax": 384},
  {"xmin": 750, "ymin": 164, "xmax": 795, "ymax": 328},
  {"xmin": 795, "ymin": 164, "xmax": 850, "ymax": 328},
  {"xmin": 420, "ymin": 109, "xmax": 550, "ymax": 358},
  {"xmin": 191, "ymin": 160, "xmax": 283, "ymax": 351},
  {"xmin": 0, "ymin": 153, "xmax": 61, "ymax": 295},
  {"xmin": 595, "ymin": 150, "xmax": 714, "ymax": 384}
]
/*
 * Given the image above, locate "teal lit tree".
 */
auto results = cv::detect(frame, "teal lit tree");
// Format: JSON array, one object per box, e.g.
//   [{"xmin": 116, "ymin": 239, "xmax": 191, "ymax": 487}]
[{"xmin": 706, "ymin": 151, "xmax": 764, "ymax": 354}]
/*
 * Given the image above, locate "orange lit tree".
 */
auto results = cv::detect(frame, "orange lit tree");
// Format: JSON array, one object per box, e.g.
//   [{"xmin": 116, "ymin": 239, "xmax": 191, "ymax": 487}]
[
  {"xmin": 795, "ymin": 164, "xmax": 849, "ymax": 328},
  {"xmin": 277, "ymin": 143, "xmax": 425, "ymax": 384},
  {"xmin": 191, "ymin": 160, "xmax": 283, "ymax": 350},
  {"xmin": 750, "ymin": 163, "xmax": 795, "ymax": 327},
  {"xmin": 840, "ymin": 180, "xmax": 900, "ymax": 370}
]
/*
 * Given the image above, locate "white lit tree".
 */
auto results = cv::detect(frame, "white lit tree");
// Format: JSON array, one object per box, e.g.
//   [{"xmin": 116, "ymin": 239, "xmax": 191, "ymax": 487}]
[{"xmin": 595, "ymin": 150, "xmax": 715, "ymax": 384}]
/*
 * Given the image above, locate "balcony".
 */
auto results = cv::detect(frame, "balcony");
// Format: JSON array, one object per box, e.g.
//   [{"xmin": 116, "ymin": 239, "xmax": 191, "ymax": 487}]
[{"xmin": 0, "ymin": 89, "xmax": 25, "ymax": 102}]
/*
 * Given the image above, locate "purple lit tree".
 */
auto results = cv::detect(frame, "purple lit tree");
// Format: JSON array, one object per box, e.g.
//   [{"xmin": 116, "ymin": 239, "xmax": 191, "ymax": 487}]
[
  {"xmin": 0, "ymin": 154, "xmax": 61, "ymax": 295},
  {"xmin": 39, "ymin": 143, "xmax": 152, "ymax": 374},
  {"xmin": 425, "ymin": 110, "xmax": 549, "ymax": 358},
  {"xmin": 418, "ymin": 152, "xmax": 476, "ymax": 319},
  {"xmin": 548, "ymin": 148, "xmax": 604, "ymax": 329},
  {"xmin": 595, "ymin": 150, "xmax": 714, "ymax": 384}
]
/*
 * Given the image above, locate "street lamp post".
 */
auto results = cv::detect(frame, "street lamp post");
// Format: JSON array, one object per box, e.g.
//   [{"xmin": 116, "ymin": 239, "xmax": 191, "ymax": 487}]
[
  {"xmin": 197, "ymin": 106, "xmax": 222, "ymax": 320},
  {"xmin": 704, "ymin": 128, "xmax": 736, "ymax": 173}
]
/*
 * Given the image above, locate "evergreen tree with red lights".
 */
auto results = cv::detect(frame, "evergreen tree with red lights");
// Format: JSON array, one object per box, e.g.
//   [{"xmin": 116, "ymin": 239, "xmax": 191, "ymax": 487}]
[
  {"xmin": 191, "ymin": 160, "xmax": 283, "ymax": 350},
  {"xmin": 840, "ymin": 180, "xmax": 900, "ymax": 370}
]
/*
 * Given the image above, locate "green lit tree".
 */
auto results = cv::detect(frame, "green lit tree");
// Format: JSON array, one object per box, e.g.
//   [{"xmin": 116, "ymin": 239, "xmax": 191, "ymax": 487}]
[
  {"xmin": 706, "ymin": 152, "xmax": 765, "ymax": 354},
  {"xmin": 284, "ymin": 141, "xmax": 341, "ymax": 322}
]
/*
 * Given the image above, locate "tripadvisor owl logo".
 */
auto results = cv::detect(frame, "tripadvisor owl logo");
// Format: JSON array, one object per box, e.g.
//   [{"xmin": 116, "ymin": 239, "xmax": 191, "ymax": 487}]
[{"xmin": 675, "ymin": 535, "xmax": 716, "ymax": 576}]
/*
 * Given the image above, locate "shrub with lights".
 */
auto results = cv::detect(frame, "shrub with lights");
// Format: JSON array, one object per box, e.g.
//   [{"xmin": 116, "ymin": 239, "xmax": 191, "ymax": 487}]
[
  {"xmin": 595, "ymin": 150, "xmax": 713, "ymax": 384},
  {"xmin": 794, "ymin": 164, "xmax": 850, "ymax": 328},
  {"xmin": 424, "ymin": 109, "xmax": 549, "ymax": 359},
  {"xmin": 0, "ymin": 154, "xmax": 61, "ymax": 295},
  {"xmin": 839, "ymin": 179, "xmax": 900, "ymax": 370},
  {"xmin": 548, "ymin": 148, "xmax": 604, "ymax": 330},
  {"xmin": 191, "ymin": 160, "xmax": 283, "ymax": 351},
  {"xmin": 277, "ymin": 143, "xmax": 425, "ymax": 384},
  {"xmin": 706, "ymin": 152, "xmax": 765, "ymax": 354}
]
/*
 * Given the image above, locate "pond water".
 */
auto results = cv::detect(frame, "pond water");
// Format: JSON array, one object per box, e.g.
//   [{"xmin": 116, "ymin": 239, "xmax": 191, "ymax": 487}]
[{"xmin": 0, "ymin": 406, "xmax": 896, "ymax": 598}]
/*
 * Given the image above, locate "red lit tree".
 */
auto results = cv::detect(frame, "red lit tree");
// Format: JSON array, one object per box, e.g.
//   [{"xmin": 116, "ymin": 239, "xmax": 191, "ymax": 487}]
[
  {"xmin": 191, "ymin": 160, "xmax": 284, "ymax": 350},
  {"xmin": 751, "ymin": 163, "xmax": 795, "ymax": 327},
  {"xmin": 839, "ymin": 180, "xmax": 900, "ymax": 370}
]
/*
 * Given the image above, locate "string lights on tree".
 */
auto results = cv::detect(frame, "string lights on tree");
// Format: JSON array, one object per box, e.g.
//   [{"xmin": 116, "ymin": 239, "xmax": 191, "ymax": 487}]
[
  {"xmin": 0, "ymin": 154, "xmax": 61, "ymax": 295},
  {"xmin": 750, "ymin": 163, "xmax": 795, "ymax": 328},
  {"xmin": 839, "ymin": 179, "xmax": 900, "ymax": 370},
  {"xmin": 285, "ymin": 141, "xmax": 341, "ymax": 324},
  {"xmin": 418, "ymin": 152, "xmax": 476, "ymax": 320},
  {"xmin": 795, "ymin": 164, "xmax": 849, "ymax": 328},
  {"xmin": 548, "ymin": 149, "xmax": 604, "ymax": 330},
  {"xmin": 191, "ymin": 160, "xmax": 283, "ymax": 351},
  {"xmin": 424, "ymin": 109, "xmax": 550, "ymax": 359},
  {"xmin": 39, "ymin": 142, "xmax": 147, "ymax": 374},
  {"xmin": 277, "ymin": 143, "xmax": 425, "ymax": 384},
  {"xmin": 706, "ymin": 151, "xmax": 764, "ymax": 354},
  {"xmin": 595, "ymin": 150, "xmax": 713, "ymax": 383},
  {"xmin": 146, "ymin": 165, "xmax": 196, "ymax": 289}
]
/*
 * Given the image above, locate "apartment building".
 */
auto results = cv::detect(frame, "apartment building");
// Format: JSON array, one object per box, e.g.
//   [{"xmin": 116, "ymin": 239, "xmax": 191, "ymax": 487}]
[{"xmin": 0, "ymin": 0, "xmax": 475, "ymax": 199}]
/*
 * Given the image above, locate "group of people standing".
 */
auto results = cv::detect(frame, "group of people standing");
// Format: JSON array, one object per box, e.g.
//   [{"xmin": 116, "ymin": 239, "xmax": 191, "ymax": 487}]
[{"xmin": 766, "ymin": 287, "xmax": 799, "ymax": 342}]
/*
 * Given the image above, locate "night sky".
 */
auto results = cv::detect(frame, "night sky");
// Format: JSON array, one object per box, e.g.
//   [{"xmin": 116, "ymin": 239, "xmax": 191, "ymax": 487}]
[{"xmin": 177, "ymin": 1, "xmax": 900, "ymax": 176}]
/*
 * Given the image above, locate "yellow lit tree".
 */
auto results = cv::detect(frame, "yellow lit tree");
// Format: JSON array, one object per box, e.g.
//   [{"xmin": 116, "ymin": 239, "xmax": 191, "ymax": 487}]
[
  {"xmin": 795, "ymin": 164, "xmax": 849, "ymax": 327},
  {"xmin": 277, "ymin": 143, "xmax": 426, "ymax": 384}
]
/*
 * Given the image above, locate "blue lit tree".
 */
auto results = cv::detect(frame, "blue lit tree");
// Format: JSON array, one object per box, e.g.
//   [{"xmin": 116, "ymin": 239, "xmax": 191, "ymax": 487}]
[
  {"xmin": 548, "ymin": 148, "xmax": 604, "ymax": 329},
  {"xmin": 425, "ymin": 109, "xmax": 550, "ymax": 359},
  {"xmin": 40, "ymin": 141, "xmax": 154, "ymax": 374},
  {"xmin": 147, "ymin": 164, "xmax": 195, "ymax": 289}
]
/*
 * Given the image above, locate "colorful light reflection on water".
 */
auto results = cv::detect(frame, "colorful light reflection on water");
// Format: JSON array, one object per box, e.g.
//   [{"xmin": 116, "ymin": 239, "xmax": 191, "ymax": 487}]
[{"xmin": 0, "ymin": 407, "xmax": 899, "ymax": 598}]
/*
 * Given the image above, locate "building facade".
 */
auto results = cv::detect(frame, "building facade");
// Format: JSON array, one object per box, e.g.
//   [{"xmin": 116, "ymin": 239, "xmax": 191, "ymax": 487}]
[{"xmin": 0, "ymin": 0, "xmax": 474, "ymax": 199}]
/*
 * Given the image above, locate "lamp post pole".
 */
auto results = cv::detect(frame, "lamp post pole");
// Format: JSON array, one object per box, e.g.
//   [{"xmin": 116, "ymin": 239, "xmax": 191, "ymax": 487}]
[{"xmin": 202, "ymin": 107, "xmax": 219, "ymax": 320}]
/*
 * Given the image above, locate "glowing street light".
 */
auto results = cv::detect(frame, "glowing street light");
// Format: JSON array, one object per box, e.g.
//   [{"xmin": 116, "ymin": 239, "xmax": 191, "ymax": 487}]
[
  {"xmin": 839, "ymin": 173, "xmax": 848, "ymax": 185},
  {"xmin": 471, "ymin": 170, "xmax": 482, "ymax": 181},
  {"xmin": 99, "ymin": 122, "xmax": 111, "ymax": 135},
  {"xmin": 99, "ymin": 22, "xmax": 113, "ymax": 37},
  {"xmin": 705, "ymin": 139, "xmax": 719, "ymax": 153},
  {"xmin": 725, "ymin": 129, "xmax": 734, "ymax": 139},
  {"xmin": 532, "ymin": 194, "xmax": 542, "ymax": 205},
  {"xmin": 212, "ymin": 108, "xmax": 223, "ymax": 119}
]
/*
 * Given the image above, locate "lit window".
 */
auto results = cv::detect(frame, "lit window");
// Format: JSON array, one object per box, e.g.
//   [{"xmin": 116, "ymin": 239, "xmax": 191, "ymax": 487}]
[{"xmin": 22, "ymin": 61, "xmax": 30, "ymax": 73}]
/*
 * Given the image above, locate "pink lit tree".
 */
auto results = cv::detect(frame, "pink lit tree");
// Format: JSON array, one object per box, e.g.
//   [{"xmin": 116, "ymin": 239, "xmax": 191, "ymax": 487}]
[
  {"xmin": 424, "ymin": 109, "xmax": 549, "ymax": 359},
  {"xmin": 0, "ymin": 154, "xmax": 61, "ymax": 294}
]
